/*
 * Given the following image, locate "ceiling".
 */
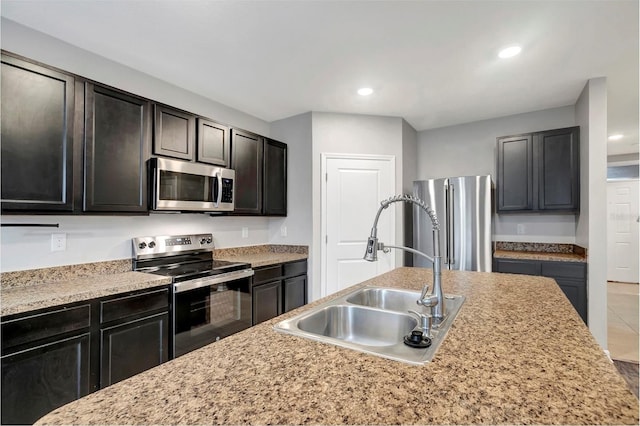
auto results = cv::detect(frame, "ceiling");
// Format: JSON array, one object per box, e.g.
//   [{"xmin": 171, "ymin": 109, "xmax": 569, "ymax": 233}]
[{"xmin": 1, "ymin": 0, "xmax": 638, "ymax": 155}]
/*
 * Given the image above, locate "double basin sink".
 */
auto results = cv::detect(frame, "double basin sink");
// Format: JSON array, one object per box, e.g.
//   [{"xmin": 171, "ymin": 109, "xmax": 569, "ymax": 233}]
[{"xmin": 274, "ymin": 286, "xmax": 465, "ymax": 365}]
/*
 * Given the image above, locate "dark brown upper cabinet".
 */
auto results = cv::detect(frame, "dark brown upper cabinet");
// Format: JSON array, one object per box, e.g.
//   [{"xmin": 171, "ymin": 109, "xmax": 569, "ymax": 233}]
[
  {"xmin": 230, "ymin": 131, "xmax": 288, "ymax": 216},
  {"xmin": 497, "ymin": 126, "xmax": 579, "ymax": 213},
  {"xmin": 1, "ymin": 54, "xmax": 78, "ymax": 212},
  {"xmin": 197, "ymin": 118, "xmax": 230, "ymax": 166},
  {"xmin": 497, "ymin": 134, "xmax": 533, "ymax": 211},
  {"xmin": 84, "ymin": 84, "xmax": 150, "ymax": 212},
  {"xmin": 153, "ymin": 105, "xmax": 195, "ymax": 161},
  {"xmin": 231, "ymin": 129, "xmax": 264, "ymax": 215},
  {"xmin": 263, "ymin": 138, "xmax": 287, "ymax": 216}
]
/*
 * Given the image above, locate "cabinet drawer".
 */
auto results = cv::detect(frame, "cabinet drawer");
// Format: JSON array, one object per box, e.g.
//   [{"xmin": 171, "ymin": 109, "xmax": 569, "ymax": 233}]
[
  {"xmin": 100, "ymin": 288, "xmax": 169, "ymax": 324},
  {"xmin": 541, "ymin": 261, "xmax": 586, "ymax": 279},
  {"xmin": 1, "ymin": 304, "xmax": 91, "ymax": 352},
  {"xmin": 494, "ymin": 259, "xmax": 541, "ymax": 275},
  {"xmin": 283, "ymin": 260, "xmax": 307, "ymax": 278},
  {"xmin": 253, "ymin": 265, "xmax": 283, "ymax": 285}
]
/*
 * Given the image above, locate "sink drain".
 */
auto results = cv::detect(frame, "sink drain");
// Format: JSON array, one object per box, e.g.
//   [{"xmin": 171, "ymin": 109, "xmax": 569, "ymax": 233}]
[{"xmin": 403, "ymin": 330, "xmax": 432, "ymax": 348}]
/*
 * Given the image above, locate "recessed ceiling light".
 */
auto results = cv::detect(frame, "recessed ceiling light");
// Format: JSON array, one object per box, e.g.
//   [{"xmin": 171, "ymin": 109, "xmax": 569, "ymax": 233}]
[
  {"xmin": 498, "ymin": 45, "xmax": 522, "ymax": 59},
  {"xmin": 357, "ymin": 87, "xmax": 373, "ymax": 96},
  {"xmin": 608, "ymin": 134, "xmax": 624, "ymax": 141}
]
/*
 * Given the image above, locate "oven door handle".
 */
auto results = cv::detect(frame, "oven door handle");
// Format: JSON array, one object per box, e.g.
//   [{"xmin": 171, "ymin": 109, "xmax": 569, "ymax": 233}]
[{"xmin": 173, "ymin": 269, "xmax": 255, "ymax": 294}]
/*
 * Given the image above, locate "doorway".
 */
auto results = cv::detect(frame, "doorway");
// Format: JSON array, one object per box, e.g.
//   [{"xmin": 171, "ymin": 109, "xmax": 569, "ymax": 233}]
[
  {"xmin": 606, "ymin": 179, "xmax": 639, "ymax": 364},
  {"xmin": 321, "ymin": 154, "xmax": 396, "ymax": 297}
]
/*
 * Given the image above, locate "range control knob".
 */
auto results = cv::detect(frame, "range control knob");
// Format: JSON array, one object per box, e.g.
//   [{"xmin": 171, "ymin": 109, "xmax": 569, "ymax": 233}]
[
  {"xmin": 138, "ymin": 242, "xmax": 147, "ymax": 250},
  {"xmin": 206, "ymin": 237, "xmax": 212, "ymax": 244},
  {"xmin": 200, "ymin": 238, "xmax": 207, "ymax": 245},
  {"xmin": 148, "ymin": 241, "xmax": 156, "ymax": 249}
]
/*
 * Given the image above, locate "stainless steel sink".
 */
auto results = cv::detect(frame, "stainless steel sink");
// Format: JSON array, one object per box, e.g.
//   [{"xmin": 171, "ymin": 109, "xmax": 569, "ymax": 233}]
[
  {"xmin": 274, "ymin": 286, "xmax": 465, "ymax": 365},
  {"xmin": 346, "ymin": 287, "xmax": 421, "ymax": 312},
  {"xmin": 297, "ymin": 305, "xmax": 416, "ymax": 346}
]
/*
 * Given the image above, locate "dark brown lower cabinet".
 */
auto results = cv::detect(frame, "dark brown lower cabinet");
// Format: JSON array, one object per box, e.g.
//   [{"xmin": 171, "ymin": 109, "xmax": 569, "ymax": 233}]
[
  {"xmin": 493, "ymin": 258, "xmax": 587, "ymax": 324},
  {"xmin": 1, "ymin": 334, "xmax": 90, "ymax": 425},
  {"xmin": 100, "ymin": 312, "xmax": 169, "ymax": 388},
  {"xmin": 0, "ymin": 286, "xmax": 170, "ymax": 424},
  {"xmin": 252, "ymin": 260, "xmax": 307, "ymax": 325},
  {"xmin": 253, "ymin": 281, "xmax": 282, "ymax": 325}
]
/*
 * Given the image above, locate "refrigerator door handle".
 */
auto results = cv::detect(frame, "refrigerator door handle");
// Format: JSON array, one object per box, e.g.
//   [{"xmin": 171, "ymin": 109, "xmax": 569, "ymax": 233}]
[
  {"xmin": 449, "ymin": 183, "xmax": 455, "ymax": 266},
  {"xmin": 444, "ymin": 183, "xmax": 451, "ymax": 265}
]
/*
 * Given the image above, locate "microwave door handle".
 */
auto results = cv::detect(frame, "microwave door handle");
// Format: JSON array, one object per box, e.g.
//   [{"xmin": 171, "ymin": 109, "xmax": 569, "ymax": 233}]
[{"xmin": 213, "ymin": 172, "xmax": 222, "ymax": 207}]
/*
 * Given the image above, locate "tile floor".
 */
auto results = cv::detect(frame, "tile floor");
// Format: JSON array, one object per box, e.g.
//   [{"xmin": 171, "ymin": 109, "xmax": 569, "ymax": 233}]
[{"xmin": 607, "ymin": 281, "xmax": 639, "ymax": 363}]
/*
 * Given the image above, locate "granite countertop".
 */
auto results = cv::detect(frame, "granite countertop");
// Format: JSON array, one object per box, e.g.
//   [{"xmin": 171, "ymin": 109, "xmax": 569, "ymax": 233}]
[
  {"xmin": 493, "ymin": 249, "xmax": 587, "ymax": 263},
  {"xmin": 214, "ymin": 244, "xmax": 308, "ymax": 267},
  {"xmin": 1, "ymin": 245, "xmax": 307, "ymax": 318},
  {"xmin": 1, "ymin": 272, "xmax": 172, "ymax": 317},
  {"xmin": 36, "ymin": 268, "xmax": 638, "ymax": 425},
  {"xmin": 494, "ymin": 241, "xmax": 587, "ymax": 263}
]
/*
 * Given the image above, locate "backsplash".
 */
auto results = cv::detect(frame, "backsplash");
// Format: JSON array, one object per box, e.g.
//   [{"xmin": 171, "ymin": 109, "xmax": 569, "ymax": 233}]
[{"xmin": 494, "ymin": 241, "xmax": 586, "ymax": 255}]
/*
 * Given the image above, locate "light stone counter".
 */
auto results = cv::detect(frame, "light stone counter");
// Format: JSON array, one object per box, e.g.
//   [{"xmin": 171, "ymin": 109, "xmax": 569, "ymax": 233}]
[
  {"xmin": 36, "ymin": 268, "xmax": 638, "ymax": 425},
  {"xmin": 1, "ymin": 272, "xmax": 171, "ymax": 317},
  {"xmin": 214, "ymin": 244, "xmax": 308, "ymax": 267},
  {"xmin": 494, "ymin": 249, "xmax": 587, "ymax": 263}
]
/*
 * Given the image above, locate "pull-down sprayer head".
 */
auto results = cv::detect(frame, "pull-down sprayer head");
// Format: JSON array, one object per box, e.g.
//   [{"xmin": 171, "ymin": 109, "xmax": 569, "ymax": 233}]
[{"xmin": 363, "ymin": 194, "xmax": 439, "ymax": 263}]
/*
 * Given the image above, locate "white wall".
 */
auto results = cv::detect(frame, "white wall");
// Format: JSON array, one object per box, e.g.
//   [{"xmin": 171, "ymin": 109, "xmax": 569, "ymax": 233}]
[
  {"xmin": 310, "ymin": 112, "xmax": 405, "ymax": 301},
  {"xmin": 417, "ymin": 106, "xmax": 578, "ymax": 243},
  {"xmin": 0, "ymin": 19, "xmax": 280, "ymax": 272},
  {"xmin": 576, "ymin": 77, "xmax": 609, "ymax": 348},
  {"xmin": 269, "ymin": 112, "xmax": 314, "ymax": 288},
  {"xmin": 0, "ymin": 215, "xmax": 270, "ymax": 272}
]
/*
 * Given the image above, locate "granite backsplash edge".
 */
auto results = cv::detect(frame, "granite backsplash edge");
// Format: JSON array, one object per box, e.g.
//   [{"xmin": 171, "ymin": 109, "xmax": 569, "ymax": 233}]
[{"xmin": 494, "ymin": 241, "xmax": 587, "ymax": 256}]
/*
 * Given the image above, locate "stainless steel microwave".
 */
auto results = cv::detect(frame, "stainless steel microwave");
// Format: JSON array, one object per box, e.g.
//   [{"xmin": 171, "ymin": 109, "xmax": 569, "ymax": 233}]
[{"xmin": 150, "ymin": 158, "xmax": 235, "ymax": 212}]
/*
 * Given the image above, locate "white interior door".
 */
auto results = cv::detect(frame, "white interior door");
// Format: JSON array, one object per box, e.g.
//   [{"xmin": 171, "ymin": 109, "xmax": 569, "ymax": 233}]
[
  {"xmin": 322, "ymin": 154, "xmax": 395, "ymax": 297},
  {"xmin": 607, "ymin": 180, "xmax": 639, "ymax": 283}
]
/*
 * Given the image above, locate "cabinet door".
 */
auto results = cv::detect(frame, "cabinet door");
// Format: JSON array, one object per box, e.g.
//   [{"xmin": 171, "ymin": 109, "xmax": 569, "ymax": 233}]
[
  {"xmin": 1, "ymin": 333, "xmax": 90, "ymax": 425},
  {"xmin": 1, "ymin": 55, "xmax": 76, "ymax": 211},
  {"xmin": 283, "ymin": 275, "xmax": 307, "ymax": 313},
  {"xmin": 535, "ymin": 127, "xmax": 579, "ymax": 211},
  {"xmin": 153, "ymin": 104, "xmax": 195, "ymax": 160},
  {"xmin": 252, "ymin": 281, "xmax": 282, "ymax": 325},
  {"xmin": 493, "ymin": 258, "xmax": 541, "ymax": 275},
  {"xmin": 197, "ymin": 118, "xmax": 230, "ymax": 166},
  {"xmin": 497, "ymin": 134, "xmax": 533, "ymax": 211},
  {"xmin": 231, "ymin": 129, "xmax": 263, "ymax": 214},
  {"xmin": 555, "ymin": 278, "xmax": 587, "ymax": 324},
  {"xmin": 263, "ymin": 138, "xmax": 287, "ymax": 216},
  {"xmin": 84, "ymin": 84, "xmax": 150, "ymax": 212},
  {"xmin": 100, "ymin": 312, "xmax": 169, "ymax": 388}
]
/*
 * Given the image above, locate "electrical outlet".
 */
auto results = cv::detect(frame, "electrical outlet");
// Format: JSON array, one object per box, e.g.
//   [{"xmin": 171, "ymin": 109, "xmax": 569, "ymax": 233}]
[
  {"xmin": 280, "ymin": 225, "xmax": 287, "ymax": 237},
  {"xmin": 242, "ymin": 227, "xmax": 248, "ymax": 238},
  {"xmin": 51, "ymin": 233, "xmax": 67, "ymax": 252},
  {"xmin": 516, "ymin": 224, "xmax": 526, "ymax": 235}
]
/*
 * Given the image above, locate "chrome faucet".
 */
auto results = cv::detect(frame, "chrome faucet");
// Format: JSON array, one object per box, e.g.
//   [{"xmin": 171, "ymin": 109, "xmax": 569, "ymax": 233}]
[{"xmin": 363, "ymin": 194, "xmax": 445, "ymax": 322}]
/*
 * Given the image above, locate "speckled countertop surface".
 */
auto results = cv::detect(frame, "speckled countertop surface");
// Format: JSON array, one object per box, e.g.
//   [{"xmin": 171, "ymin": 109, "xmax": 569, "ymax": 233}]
[
  {"xmin": 494, "ymin": 241, "xmax": 587, "ymax": 263},
  {"xmin": 493, "ymin": 249, "xmax": 587, "ymax": 262},
  {"xmin": 36, "ymin": 268, "xmax": 638, "ymax": 425},
  {"xmin": 215, "ymin": 244, "xmax": 308, "ymax": 267},
  {"xmin": 1, "ymin": 272, "xmax": 172, "ymax": 317}
]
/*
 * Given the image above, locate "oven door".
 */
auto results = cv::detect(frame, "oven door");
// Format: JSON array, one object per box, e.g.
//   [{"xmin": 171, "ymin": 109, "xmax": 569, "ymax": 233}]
[
  {"xmin": 173, "ymin": 273, "xmax": 252, "ymax": 358},
  {"xmin": 150, "ymin": 157, "xmax": 235, "ymax": 212}
]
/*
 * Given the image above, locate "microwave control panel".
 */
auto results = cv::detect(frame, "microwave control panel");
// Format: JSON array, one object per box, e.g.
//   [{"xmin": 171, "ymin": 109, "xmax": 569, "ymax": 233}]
[{"xmin": 221, "ymin": 178, "xmax": 233, "ymax": 203}]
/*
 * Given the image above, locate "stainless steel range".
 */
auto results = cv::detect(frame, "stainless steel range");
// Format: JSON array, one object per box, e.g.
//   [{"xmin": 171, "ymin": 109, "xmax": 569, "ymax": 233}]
[{"xmin": 132, "ymin": 234, "xmax": 254, "ymax": 358}]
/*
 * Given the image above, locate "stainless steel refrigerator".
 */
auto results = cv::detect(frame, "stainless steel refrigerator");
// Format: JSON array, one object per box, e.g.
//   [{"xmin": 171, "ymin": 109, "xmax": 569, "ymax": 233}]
[{"xmin": 413, "ymin": 175, "xmax": 492, "ymax": 271}]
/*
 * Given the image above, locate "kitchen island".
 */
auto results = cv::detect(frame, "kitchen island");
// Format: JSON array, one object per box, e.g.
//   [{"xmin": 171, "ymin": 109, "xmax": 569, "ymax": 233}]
[{"xmin": 36, "ymin": 268, "xmax": 639, "ymax": 425}]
